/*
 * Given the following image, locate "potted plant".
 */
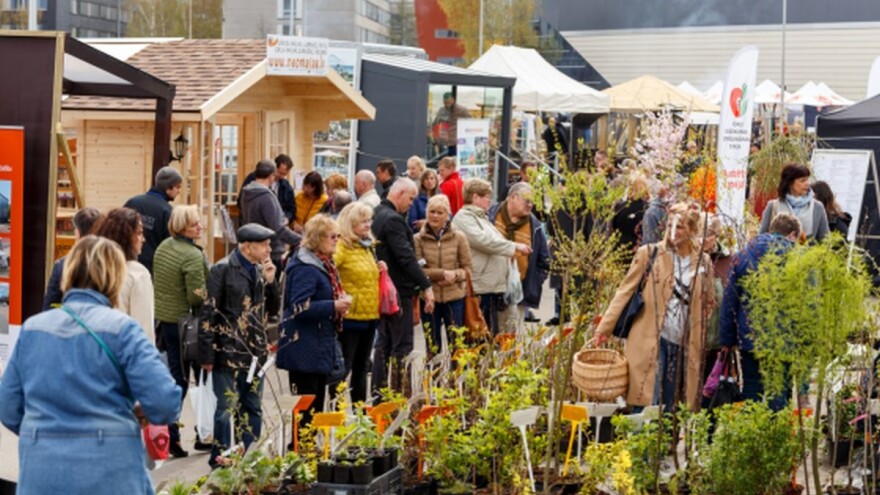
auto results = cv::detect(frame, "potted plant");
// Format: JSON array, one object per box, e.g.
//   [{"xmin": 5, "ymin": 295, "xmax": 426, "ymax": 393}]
[
  {"xmin": 827, "ymin": 383, "xmax": 863, "ymax": 468},
  {"xmin": 351, "ymin": 450, "xmax": 374, "ymax": 485},
  {"xmin": 707, "ymin": 402, "xmax": 804, "ymax": 495},
  {"xmin": 316, "ymin": 460, "xmax": 334, "ymax": 484},
  {"xmin": 747, "ymin": 134, "xmax": 812, "ymax": 216}
]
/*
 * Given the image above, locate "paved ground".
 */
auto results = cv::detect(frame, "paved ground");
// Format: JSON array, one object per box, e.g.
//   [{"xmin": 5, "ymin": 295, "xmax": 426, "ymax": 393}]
[{"xmin": 0, "ymin": 283, "xmax": 559, "ymax": 489}]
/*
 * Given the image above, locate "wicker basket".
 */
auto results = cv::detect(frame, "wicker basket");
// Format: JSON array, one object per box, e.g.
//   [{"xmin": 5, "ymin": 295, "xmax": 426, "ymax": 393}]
[{"xmin": 571, "ymin": 348, "xmax": 628, "ymax": 402}]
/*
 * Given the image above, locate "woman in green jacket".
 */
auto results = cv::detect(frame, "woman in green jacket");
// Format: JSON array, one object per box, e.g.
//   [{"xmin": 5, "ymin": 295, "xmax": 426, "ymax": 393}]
[{"xmin": 152, "ymin": 204, "xmax": 210, "ymax": 456}]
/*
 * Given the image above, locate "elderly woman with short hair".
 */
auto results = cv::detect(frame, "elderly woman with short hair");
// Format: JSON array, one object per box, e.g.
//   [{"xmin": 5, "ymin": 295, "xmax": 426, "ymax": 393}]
[
  {"xmin": 451, "ymin": 178, "xmax": 530, "ymax": 334},
  {"xmin": 278, "ymin": 214, "xmax": 352, "ymax": 421},
  {"xmin": 152, "ymin": 204, "xmax": 209, "ymax": 456},
  {"xmin": 333, "ymin": 202, "xmax": 383, "ymax": 403},
  {"xmin": 0, "ymin": 235, "xmax": 180, "ymax": 494},
  {"xmin": 415, "ymin": 195, "xmax": 473, "ymax": 352}
]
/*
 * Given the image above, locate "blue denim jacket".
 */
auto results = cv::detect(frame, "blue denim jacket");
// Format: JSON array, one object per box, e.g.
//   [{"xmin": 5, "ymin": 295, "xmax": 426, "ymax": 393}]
[{"xmin": 0, "ymin": 288, "xmax": 181, "ymax": 494}]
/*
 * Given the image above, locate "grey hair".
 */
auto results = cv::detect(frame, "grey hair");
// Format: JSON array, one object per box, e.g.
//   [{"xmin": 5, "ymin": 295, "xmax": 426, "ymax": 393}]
[
  {"xmin": 389, "ymin": 177, "xmax": 418, "ymax": 195},
  {"xmin": 508, "ymin": 182, "xmax": 532, "ymax": 198},
  {"xmin": 355, "ymin": 169, "xmax": 376, "ymax": 185}
]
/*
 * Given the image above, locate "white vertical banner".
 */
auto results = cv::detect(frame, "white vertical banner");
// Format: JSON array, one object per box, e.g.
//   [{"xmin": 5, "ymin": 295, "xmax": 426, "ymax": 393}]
[
  {"xmin": 716, "ymin": 46, "xmax": 759, "ymax": 224},
  {"xmin": 866, "ymin": 56, "xmax": 880, "ymax": 99}
]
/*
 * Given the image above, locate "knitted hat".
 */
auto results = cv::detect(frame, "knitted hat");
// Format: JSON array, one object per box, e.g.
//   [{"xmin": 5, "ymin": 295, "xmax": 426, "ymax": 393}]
[{"xmin": 155, "ymin": 166, "xmax": 183, "ymax": 192}]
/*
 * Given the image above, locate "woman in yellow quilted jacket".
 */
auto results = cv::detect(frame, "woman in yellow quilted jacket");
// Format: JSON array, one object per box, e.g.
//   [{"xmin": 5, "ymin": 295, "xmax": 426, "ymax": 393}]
[{"xmin": 333, "ymin": 202, "xmax": 384, "ymax": 403}]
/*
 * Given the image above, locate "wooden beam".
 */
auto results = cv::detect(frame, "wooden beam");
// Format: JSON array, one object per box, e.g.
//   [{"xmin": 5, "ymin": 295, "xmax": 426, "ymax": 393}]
[
  {"xmin": 64, "ymin": 35, "xmax": 175, "ymax": 100},
  {"xmin": 152, "ymin": 97, "xmax": 173, "ymax": 177},
  {"xmin": 63, "ymin": 80, "xmax": 158, "ymax": 99}
]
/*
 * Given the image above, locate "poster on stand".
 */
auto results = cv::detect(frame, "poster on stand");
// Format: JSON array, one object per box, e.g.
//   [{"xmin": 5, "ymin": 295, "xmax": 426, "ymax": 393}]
[
  {"xmin": 456, "ymin": 118, "xmax": 491, "ymax": 179},
  {"xmin": 716, "ymin": 45, "xmax": 759, "ymax": 225},
  {"xmin": 0, "ymin": 127, "xmax": 24, "ymax": 372}
]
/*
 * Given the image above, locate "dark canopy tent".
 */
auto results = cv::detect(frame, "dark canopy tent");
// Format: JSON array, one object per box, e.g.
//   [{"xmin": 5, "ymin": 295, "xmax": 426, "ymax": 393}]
[{"xmin": 816, "ymin": 94, "xmax": 880, "ymax": 276}]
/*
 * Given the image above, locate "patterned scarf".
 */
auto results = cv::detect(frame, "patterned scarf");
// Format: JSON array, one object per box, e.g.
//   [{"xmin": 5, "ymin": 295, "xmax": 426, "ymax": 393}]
[{"xmin": 317, "ymin": 252, "xmax": 344, "ymax": 332}]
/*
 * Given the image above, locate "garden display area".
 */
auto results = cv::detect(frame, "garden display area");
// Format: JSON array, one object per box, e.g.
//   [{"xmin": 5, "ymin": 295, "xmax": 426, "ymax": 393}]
[{"xmin": 153, "ymin": 113, "xmax": 880, "ymax": 495}]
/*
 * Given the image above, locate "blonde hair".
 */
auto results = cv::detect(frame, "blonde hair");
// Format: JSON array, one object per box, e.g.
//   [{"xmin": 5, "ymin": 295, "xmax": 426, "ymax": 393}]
[
  {"xmin": 61, "ymin": 235, "xmax": 127, "ymax": 307},
  {"xmin": 407, "ymin": 155, "xmax": 426, "ymax": 175},
  {"xmin": 168, "ymin": 204, "xmax": 200, "ymax": 236},
  {"xmin": 426, "ymin": 194, "xmax": 451, "ymax": 215},
  {"xmin": 462, "ymin": 178, "xmax": 492, "ymax": 204},
  {"xmin": 301, "ymin": 214, "xmax": 338, "ymax": 252},
  {"xmin": 337, "ymin": 202, "xmax": 373, "ymax": 247},
  {"xmin": 324, "ymin": 173, "xmax": 349, "ymax": 192},
  {"xmin": 664, "ymin": 202, "xmax": 702, "ymax": 249}
]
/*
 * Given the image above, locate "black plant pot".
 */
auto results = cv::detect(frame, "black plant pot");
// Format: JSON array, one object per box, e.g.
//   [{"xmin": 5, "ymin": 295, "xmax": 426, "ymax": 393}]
[
  {"xmin": 351, "ymin": 463, "xmax": 374, "ymax": 485},
  {"xmin": 826, "ymin": 436, "xmax": 864, "ymax": 468},
  {"xmin": 550, "ymin": 481, "xmax": 584, "ymax": 494},
  {"xmin": 333, "ymin": 464, "xmax": 351, "ymax": 484},
  {"xmin": 404, "ymin": 479, "xmax": 438, "ymax": 495},
  {"xmin": 316, "ymin": 463, "xmax": 334, "ymax": 483}
]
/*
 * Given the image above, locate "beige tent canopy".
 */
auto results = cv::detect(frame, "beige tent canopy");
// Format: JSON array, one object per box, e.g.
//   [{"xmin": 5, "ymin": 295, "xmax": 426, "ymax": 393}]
[{"xmin": 603, "ymin": 75, "xmax": 719, "ymax": 113}]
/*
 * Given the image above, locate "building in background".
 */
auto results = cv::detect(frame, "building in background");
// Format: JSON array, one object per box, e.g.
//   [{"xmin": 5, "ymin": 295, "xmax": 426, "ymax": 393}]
[
  {"xmin": 413, "ymin": 0, "xmax": 462, "ymax": 64},
  {"xmin": 223, "ymin": 0, "xmax": 391, "ymax": 43},
  {"xmin": 542, "ymin": 0, "xmax": 880, "ymax": 100},
  {"xmin": 0, "ymin": 0, "xmax": 126, "ymax": 37}
]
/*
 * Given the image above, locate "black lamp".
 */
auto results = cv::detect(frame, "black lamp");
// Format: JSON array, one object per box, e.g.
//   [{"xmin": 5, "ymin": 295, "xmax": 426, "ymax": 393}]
[{"xmin": 169, "ymin": 131, "xmax": 189, "ymax": 162}]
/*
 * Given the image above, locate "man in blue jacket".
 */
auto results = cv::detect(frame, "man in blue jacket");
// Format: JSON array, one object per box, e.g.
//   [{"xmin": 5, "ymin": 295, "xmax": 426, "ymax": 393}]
[
  {"xmin": 123, "ymin": 166, "xmax": 182, "ymax": 273},
  {"xmin": 488, "ymin": 182, "xmax": 550, "ymax": 330},
  {"xmin": 719, "ymin": 213, "xmax": 801, "ymax": 411}
]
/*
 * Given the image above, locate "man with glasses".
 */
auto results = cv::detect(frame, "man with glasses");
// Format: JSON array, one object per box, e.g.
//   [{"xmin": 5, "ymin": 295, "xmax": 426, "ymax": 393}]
[{"xmin": 488, "ymin": 183, "xmax": 550, "ymax": 330}]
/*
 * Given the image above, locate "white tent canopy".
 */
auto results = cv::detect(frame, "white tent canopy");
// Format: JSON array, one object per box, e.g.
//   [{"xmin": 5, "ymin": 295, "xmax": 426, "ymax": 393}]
[
  {"xmin": 786, "ymin": 81, "xmax": 854, "ymax": 107},
  {"xmin": 463, "ymin": 44, "xmax": 610, "ymax": 114},
  {"xmin": 677, "ymin": 81, "xmax": 703, "ymax": 97},
  {"xmin": 703, "ymin": 80, "xmax": 723, "ymax": 105},
  {"xmin": 753, "ymin": 79, "xmax": 792, "ymax": 104}
]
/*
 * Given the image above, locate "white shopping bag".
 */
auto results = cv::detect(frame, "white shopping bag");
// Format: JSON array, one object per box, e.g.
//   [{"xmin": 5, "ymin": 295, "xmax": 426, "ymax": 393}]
[
  {"xmin": 504, "ymin": 259, "xmax": 524, "ymax": 306},
  {"xmin": 189, "ymin": 369, "xmax": 217, "ymax": 443}
]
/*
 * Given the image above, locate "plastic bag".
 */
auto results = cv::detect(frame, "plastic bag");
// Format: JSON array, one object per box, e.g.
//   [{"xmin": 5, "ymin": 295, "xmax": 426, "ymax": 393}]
[
  {"xmin": 379, "ymin": 268, "xmax": 400, "ymax": 316},
  {"xmin": 504, "ymin": 259, "xmax": 523, "ymax": 306},
  {"xmin": 189, "ymin": 369, "xmax": 216, "ymax": 442}
]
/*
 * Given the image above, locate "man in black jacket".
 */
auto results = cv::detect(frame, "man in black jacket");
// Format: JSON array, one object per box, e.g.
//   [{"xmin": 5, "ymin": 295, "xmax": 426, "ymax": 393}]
[
  {"xmin": 237, "ymin": 154, "xmax": 296, "ymax": 223},
  {"xmin": 124, "ymin": 166, "xmax": 182, "ymax": 273},
  {"xmin": 376, "ymin": 159, "xmax": 398, "ymax": 199},
  {"xmin": 239, "ymin": 159, "xmax": 302, "ymax": 277},
  {"xmin": 198, "ymin": 223, "xmax": 280, "ymax": 468},
  {"xmin": 371, "ymin": 178, "xmax": 434, "ymax": 392}
]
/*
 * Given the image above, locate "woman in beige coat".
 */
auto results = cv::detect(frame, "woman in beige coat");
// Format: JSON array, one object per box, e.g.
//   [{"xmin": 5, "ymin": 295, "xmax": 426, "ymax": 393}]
[
  {"xmin": 594, "ymin": 203, "xmax": 714, "ymax": 412},
  {"xmin": 415, "ymin": 195, "xmax": 473, "ymax": 352}
]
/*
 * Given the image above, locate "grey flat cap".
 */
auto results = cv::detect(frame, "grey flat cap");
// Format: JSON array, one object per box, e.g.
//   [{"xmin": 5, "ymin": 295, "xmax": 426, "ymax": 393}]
[{"xmin": 237, "ymin": 223, "xmax": 275, "ymax": 243}]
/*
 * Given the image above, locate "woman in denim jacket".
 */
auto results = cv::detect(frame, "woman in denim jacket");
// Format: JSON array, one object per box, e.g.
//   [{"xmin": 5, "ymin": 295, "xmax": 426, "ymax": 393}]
[{"xmin": 0, "ymin": 236, "xmax": 181, "ymax": 495}]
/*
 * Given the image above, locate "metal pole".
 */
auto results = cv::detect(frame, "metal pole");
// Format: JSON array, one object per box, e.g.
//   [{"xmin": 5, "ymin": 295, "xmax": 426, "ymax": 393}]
[
  {"xmin": 116, "ymin": 0, "xmax": 121, "ymax": 36},
  {"xmin": 478, "ymin": 0, "xmax": 484, "ymax": 56},
  {"xmin": 189, "ymin": 0, "xmax": 193, "ymax": 38},
  {"xmin": 779, "ymin": 0, "xmax": 787, "ymax": 133},
  {"xmin": 290, "ymin": 0, "xmax": 295, "ymax": 35},
  {"xmin": 27, "ymin": 0, "xmax": 37, "ymax": 29}
]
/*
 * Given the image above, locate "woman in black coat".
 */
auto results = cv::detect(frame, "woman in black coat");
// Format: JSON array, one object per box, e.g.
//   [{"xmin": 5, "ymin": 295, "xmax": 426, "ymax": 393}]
[{"xmin": 811, "ymin": 180, "xmax": 852, "ymax": 237}]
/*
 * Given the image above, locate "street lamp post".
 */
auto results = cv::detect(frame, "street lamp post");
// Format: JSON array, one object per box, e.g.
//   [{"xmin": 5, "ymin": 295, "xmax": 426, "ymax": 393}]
[{"xmin": 478, "ymin": 0, "xmax": 484, "ymax": 56}]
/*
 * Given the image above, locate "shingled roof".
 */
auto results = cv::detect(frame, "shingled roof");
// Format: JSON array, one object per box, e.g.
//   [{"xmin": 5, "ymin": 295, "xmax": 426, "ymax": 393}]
[{"xmin": 64, "ymin": 39, "xmax": 266, "ymax": 112}]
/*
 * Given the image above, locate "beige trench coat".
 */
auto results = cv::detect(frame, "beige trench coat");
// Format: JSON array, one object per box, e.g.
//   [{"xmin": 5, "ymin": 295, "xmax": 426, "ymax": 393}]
[{"xmin": 595, "ymin": 242, "xmax": 714, "ymax": 410}]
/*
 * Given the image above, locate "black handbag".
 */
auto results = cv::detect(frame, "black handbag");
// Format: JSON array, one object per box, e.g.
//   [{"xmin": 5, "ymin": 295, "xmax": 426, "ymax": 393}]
[
  {"xmin": 707, "ymin": 350, "xmax": 742, "ymax": 412},
  {"xmin": 179, "ymin": 311, "xmax": 200, "ymax": 363},
  {"xmin": 612, "ymin": 246, "xmax": 659, "ymax": 339}
]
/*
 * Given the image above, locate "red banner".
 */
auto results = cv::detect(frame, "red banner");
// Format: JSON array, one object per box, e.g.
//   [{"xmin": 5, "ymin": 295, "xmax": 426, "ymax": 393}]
[{"xmin": 0, "ymin": 127, "xmax": 25, "ymax": 328}]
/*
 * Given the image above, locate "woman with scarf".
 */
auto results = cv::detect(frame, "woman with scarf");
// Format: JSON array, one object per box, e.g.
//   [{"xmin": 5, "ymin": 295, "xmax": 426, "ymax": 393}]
[
  {"xmin": 333, "ymin": 202, "xmax": 384, "ymax": 403},
  {"xmin": 593, "ymin": 203, "xmax": 714, "ymax": 413},
  {"xmin": 759, "ymin": 163, "xmax": 829, "ymax": 241},
  {"xmin": 414, "ymin": 195, "xmax": 473, "ymax": 353},
  {"xmin": 278, "ymin": 214, "xmax": 351, "ymax": 422}
]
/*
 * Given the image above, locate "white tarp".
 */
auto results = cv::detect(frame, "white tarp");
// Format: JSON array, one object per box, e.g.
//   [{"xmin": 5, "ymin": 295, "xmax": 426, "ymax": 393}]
[
  {"xmin": 786, "ymin": 81, "xmax": 854, "ymax": 107},
  {"xmin": 753, "ymin": 79, "xmax": 792, "ymax": 104},
  {"xmin": 463, "ymin": 44, "xmax": 610, "ymax": 114}
]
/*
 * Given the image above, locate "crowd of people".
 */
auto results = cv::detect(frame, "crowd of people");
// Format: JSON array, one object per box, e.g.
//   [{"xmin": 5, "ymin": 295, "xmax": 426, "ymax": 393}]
[{"xmin": 0, "ymin": 142, "xmax": 857, "ymax": 492}]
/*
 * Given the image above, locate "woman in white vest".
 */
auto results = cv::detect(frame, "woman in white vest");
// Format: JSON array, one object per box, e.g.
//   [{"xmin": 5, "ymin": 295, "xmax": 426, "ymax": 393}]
[{"xmin": 759, "ymin": 163, "xmax": 829, "ymax": 241}]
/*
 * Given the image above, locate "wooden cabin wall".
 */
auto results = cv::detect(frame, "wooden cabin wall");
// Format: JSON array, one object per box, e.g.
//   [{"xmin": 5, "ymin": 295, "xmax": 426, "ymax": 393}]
[{"xmin": 81, "ymin": 120, "xmax": 152, "ymax": 211}]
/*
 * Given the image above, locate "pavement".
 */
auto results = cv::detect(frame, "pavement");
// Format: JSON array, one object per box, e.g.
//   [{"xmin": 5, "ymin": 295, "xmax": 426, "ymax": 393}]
[{"xmin": 0, "ymin": 283, "xmax": 560, "ymax": 489}]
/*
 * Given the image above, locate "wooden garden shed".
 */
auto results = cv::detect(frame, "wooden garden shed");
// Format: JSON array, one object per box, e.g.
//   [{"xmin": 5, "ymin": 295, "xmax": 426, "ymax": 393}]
[{"xmin": 62, "ymin": 38, "xmax": 376, "ymax": 261}]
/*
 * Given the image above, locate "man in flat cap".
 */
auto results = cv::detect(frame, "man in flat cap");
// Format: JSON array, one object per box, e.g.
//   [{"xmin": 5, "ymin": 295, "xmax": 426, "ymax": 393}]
[
  {"xmin": 198, "ymin": 223, "xmax": 280, "ymax": 468},
  {"xmin": 124, "ymin": 165, "xmax": 183, "ymax": 273}
]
